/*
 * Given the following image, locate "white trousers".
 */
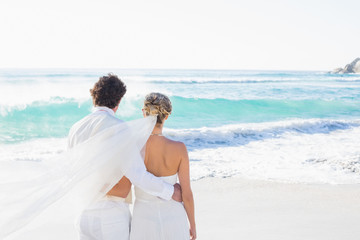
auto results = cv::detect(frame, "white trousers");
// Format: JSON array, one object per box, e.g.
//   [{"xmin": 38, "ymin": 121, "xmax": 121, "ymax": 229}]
[{"xmin": 77, "ymin": 196, "xmax": 131, "ymax": 240}]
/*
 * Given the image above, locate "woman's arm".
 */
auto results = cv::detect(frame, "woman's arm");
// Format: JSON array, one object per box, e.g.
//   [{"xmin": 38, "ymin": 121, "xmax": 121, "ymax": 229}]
[{"xmin": 178, "ymin": 143, "xmax": 196, "ymax": 240}]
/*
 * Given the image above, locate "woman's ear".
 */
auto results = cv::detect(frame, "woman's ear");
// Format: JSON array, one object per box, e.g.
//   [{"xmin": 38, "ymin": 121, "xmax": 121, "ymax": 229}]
[
  {"xmin": 142, "ymin": 108, "xmax": 146, "ymax": 118},
  {"xmin": 165, "ymin": 115, "xmax": 169, "ymax": 120}
]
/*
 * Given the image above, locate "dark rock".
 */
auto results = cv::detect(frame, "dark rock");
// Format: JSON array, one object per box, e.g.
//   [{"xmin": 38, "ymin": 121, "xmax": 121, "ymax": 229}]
[{"xmin": 331, "ymin": 58, "xmax": 360, "ymax": 74}]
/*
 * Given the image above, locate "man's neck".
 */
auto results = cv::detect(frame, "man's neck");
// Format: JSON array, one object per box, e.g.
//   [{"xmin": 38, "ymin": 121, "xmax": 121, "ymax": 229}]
[{"xmin": 93, "ymin": 106, "xmax": 116, "ymax": 116}]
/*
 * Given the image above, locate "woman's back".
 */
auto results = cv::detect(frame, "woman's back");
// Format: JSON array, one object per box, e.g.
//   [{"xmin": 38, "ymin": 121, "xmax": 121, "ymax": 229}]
[
  {"xmin": 144, "ymin": 135, "xmax": 185, "ymax": 177},
  {"xmin": 131, "ymin": 136, "xmax": 190, "ymax": 240},
  {"xmin": 133, "ymin": 135, "xmax": 185, "ymax": 202}
]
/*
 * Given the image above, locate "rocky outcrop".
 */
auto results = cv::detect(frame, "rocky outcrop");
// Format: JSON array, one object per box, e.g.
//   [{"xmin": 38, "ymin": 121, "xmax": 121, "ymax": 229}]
[{"xmin": 331, "ymin": 58, "xmax": 360, "ymax": 74}]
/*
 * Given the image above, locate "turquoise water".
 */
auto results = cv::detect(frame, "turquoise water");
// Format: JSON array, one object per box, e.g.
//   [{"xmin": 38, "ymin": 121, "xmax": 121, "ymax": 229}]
[
  {"xmin": 2, "ymin": 96, "xmax": 360, "ymax": 143},
  {"xmin": 1, "ymin": 69, "xmax": 360, "ymax": 183},
  {"xmin": 1, "ymin": 69, "xmax": 360, "ymax": 143}
]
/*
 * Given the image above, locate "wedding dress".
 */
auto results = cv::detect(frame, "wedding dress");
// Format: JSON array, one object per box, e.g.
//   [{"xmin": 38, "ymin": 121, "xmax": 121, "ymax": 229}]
[
  {"xmin": 130, "ymin": 174, "xmax": 189, "ymax": 240},
  {"xmin": 0, "ymin": 116, "xmax": 157, "ymax": 239}
]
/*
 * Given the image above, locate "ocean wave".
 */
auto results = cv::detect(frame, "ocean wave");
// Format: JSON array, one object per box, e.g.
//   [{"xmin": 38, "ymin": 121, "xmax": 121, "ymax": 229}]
[
  {"xmin": 1, "ymin": 69, "xmax": 360, "ymax": 184},
  {"xmin": 0, "ymin": 98, "xmax": 93, "ymax": 143},
  {"xmin": 164, "ymin": 119, "xmax": 360, "ymax": 150},
  {"xmin": 0, "ymin": 97, "xmax": 89, "ymax": 117},
  {"xmin": 123, "ymin": 76, "xmax": 303, "ymax": 84},
  {"xmin": 2, "ymin": 97, "xmax": 360, "ymax": 144},
  {"xmin": 2, "ymin": 96, "xmax": 359, "ymax": 115},
  {"xmin": 1, "ymin": 121, "xmax": 360, "ymax": 184},
  {"xmin": 187, "ymin": 123, "xmax": 360, "ymax": 184}
]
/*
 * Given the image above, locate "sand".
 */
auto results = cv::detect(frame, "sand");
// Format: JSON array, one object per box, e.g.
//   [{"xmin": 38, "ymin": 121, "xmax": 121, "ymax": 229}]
[
  {"xmin": 193, "ymin": 177, "xmax": 360, "ymax": 240},
  {"xmin": 7, "ymin": 177, "xmax": 360, "ymax": 240}
]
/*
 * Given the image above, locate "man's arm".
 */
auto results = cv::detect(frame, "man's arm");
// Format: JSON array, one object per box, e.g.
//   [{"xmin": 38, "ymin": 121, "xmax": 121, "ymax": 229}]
[{"xmin": 124, "ymin": 154, "xmax": 181, "ymax": 201}]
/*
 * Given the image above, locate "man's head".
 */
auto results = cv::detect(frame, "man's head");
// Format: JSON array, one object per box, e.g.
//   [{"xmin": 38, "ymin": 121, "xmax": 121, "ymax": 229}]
[{"xmin": 90, "ymin": 73, "xmax": 127, "ymax": 110}]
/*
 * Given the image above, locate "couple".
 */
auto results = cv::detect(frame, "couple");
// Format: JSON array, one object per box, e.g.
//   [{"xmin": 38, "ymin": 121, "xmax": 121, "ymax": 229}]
[{"xmin": 68, "ymin": 74, "xmax": 196, "ymax": 240}]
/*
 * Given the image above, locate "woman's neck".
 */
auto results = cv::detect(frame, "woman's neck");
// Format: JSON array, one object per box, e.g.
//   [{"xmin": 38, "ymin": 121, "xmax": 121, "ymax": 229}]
[{"xmin": 151, "ymin": 125, "xmax": 163, "ymax": 135}]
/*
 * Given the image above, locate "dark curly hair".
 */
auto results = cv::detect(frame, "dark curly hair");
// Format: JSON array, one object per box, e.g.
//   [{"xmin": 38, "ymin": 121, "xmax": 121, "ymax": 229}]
[{"xmin": 90, "ymin": 73, "xmax": 127, "ymax": 109}]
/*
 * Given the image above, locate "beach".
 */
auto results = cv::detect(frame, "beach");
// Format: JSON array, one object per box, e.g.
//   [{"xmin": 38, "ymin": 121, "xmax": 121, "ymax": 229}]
[
  {"xmin": 193, "ymin": 177, "xmax": 360, "ymax": 240},
  {"xmin": 7, "ymin": 177, "xmax": 360, "ymax": 240}
]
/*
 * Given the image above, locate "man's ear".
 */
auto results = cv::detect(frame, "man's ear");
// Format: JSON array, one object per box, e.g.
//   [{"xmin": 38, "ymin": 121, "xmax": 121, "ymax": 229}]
[
  {"xmin": 113, "ymin": 100, "xmax": 121, "ymax": 113},
  {"xmin": 113, "ymin": 105, "xmax": 119, "ymax": 113}
]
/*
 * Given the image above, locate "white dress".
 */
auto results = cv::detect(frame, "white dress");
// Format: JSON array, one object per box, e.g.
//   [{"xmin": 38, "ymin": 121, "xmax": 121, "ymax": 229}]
[{"xmin": 130, "ymin": 174, "xmax": 190, "ymax": 240}]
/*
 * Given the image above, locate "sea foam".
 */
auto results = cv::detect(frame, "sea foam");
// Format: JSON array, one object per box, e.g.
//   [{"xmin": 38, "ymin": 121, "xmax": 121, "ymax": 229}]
[
  {"xmin": 1, "ymin": 119, "xmax": 359, "ymax": 184},
  {"xmin": 187, "ymin": 122, "xmax": 360, "ymax": 184}
]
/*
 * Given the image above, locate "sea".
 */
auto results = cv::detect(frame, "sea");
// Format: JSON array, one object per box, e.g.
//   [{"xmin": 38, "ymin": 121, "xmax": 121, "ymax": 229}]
[{"xmin": 1, "ymin": 69, "xmax": 360, "ymax": 184}]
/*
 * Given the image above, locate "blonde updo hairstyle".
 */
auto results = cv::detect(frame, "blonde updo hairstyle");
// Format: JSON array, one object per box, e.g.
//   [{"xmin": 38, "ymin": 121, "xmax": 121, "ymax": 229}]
[{"xmin": 143, "ymin": 93, "xmax": 172, "ymax": 124}]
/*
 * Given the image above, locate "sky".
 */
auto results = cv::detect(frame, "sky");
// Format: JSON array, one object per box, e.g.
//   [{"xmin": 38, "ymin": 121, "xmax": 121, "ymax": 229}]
[{"xmin": 0, "ymin": 0, "xmax": 359, "ymax": 70}]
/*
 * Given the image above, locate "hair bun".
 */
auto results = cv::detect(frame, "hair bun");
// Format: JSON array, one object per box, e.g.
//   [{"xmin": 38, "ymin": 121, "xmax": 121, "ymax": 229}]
[
  {"xmin": 149, "ymin": 105, "xmax": 160, "ymax": 116},
  {"xmin": 143, "ymin": 93, "xmax": 172, "ymax": 124}
]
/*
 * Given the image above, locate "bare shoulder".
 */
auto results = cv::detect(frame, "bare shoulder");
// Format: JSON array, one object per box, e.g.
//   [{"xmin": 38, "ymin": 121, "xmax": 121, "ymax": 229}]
[{"xmin": 165, "ymin": 138, "xmax": 188, "ymax": 155}]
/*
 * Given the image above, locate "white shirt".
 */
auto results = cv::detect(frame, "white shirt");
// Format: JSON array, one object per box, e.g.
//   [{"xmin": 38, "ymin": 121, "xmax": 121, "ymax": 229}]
[{"xmin": 68, "ymin": 106, "xmax": 174, "ymax": 200}]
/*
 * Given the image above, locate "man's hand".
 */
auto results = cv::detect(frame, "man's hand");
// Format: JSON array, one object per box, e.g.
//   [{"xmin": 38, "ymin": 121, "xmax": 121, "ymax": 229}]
[{"xmin": 171, "ymin": 183, "xmax": 182, "ymax": 202}]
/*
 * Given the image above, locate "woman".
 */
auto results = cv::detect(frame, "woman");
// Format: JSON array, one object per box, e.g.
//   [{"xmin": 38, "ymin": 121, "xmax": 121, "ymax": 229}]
[{"xmin": 130, "ymin": 93, "xmax": 196, "ymax": 240}]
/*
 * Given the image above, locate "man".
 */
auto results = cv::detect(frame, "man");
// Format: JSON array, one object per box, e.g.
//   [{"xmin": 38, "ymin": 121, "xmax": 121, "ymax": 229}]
[{"xmin": 68, "ymin": 73, "xmax": 182, "ymax": 240}]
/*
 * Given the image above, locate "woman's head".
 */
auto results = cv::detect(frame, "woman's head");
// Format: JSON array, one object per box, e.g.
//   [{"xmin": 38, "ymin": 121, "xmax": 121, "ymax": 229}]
[{"xmin": 143, "ymin": 93, "xmax": 172, "ymax": 124}]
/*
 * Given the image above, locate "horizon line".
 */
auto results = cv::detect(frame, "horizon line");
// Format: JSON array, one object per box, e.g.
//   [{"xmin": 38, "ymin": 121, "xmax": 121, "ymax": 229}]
[{"xmin": 0, "ymin": 67, "xmax": 330, "ymax": 72}]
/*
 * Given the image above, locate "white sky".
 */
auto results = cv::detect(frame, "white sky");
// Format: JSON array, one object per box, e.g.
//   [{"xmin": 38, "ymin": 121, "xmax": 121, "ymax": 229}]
[{"xmin": 0, "ymin": 0, "xmax": 359, "ymax": 70}]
